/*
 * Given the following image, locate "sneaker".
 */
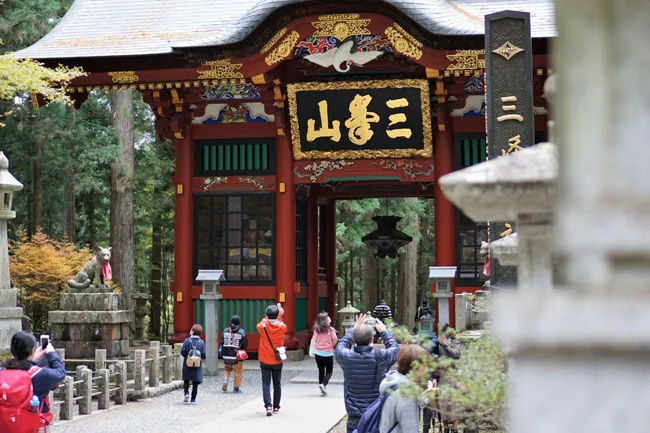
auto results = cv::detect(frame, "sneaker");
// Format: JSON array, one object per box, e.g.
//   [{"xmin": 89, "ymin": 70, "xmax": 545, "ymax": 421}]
[
  {"xmin": 233, "ymin": 388, "xmax": 243, "ymax": 394},
  {"xmin": 222, "ymin": 380, "xmax": 228, "ymax": 392},
  {"xmin": 273, "ymin": 408, "xmax": 280, "ymax": 414},
  {"xmin": 319, "ymin": 384, "xmax": 327, "ymax": 396},
  {"xmin": 266, "ymin": 407, "xmax": 273, "ymax": 417},
  {"xmin": 183, "ymin": 393, "xmax": 190, "ymax": 404},
  {"xmin": 190, "ymin": 400, "xmax": 197, "ymax": 404}
]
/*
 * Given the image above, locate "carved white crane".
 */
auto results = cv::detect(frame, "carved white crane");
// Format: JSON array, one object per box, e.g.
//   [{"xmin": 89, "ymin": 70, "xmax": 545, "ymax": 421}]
[{"xmin": 304, "ymin": 39, "xmax": 384, "ymax": 73}]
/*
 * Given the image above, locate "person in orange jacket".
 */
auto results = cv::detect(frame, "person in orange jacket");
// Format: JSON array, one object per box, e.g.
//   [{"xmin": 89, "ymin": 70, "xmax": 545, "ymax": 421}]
[{"xmin": 257, "ymin": 303, "xmax": 287, "ymax": 416}]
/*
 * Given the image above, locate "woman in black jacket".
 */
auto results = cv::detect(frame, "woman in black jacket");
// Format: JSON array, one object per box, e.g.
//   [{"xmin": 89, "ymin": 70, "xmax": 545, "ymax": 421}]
[{"xmin": 221, "ymin": 315, "xmax": 248, "ymax": 393}]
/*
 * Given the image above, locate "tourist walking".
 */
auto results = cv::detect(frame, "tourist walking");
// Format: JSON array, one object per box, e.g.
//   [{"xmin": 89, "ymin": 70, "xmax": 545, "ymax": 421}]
[
  {"xmin": 378, "ymin": 344, "xmax": 432, "ymax": 433},
  {"xmin": 221, "ymin": 315, "xmax": 248, "ymax": 393},
  {"xmin": 311, "ymin": 312, "xmax": 338, "ymax": 396},
  {"xmin": 335, "ymin": 313, "xmax": 399, "ymax": 433},
  {"xmin": 0, "ymin": 331, "xmax": 66, "ymax": 432},
  {"xmin": 372, "ymin": 299, "xmax": 392, "ymax": 322},
  {"xmin": 180, "ymin": 324, "xmax": 206, "ymax": 404},
  {"xmin": 257, "ymin": 303, "xmax": 287, "ymax": 416}
]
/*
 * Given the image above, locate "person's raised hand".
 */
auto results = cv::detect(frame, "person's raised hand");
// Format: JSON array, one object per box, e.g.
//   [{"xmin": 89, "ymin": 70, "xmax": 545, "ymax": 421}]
[
  {"xmin": 34, "ymin": 346, "xmax": 45, "ymax": 360},
  {"xmin": 355, "ymin": 314, "xmax": 367, "ymax": 326},
  {"xmin": 375, "ymin": 319, "xmax": 386, "ymax": 333},
  {"xmin": 44, "ymin": 343, "xmax": 55, "ymax": 354}
]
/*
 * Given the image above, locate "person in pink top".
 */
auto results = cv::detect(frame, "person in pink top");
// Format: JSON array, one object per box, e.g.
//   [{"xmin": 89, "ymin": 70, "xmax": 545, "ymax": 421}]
[{"xmin": 311, "ymin": 312, "xmax": 338, "ymax": 396}]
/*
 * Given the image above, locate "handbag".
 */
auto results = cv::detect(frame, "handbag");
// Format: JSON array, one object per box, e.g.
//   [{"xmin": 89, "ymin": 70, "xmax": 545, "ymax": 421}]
[
  {"xmin": 186, "ymin": 339, "xmax": 202, "ymax": 368},
  {"xmin": 262, "ymin": 323, "xmax": 287, "ymax": 361},
  {"xmin": 236, "ymin": 350, "xmax": 249, "ymax": 361}
]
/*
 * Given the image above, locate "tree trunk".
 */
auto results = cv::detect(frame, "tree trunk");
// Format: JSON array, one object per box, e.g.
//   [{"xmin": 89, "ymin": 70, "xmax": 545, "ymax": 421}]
[
  {"xmin": 64, "ymin": 105, "xmax": 76, "ymax": 243},
  {"xmin": 148, "ymin": 215, "xmax": 163, "ymax": 338},
  {"xmin": 33, "ymin": 138, "xmax": 43, "ymax": 232},
  {"xmin": 363, "ymin": 250, "xmax": 378, "ymax": 313},
  {"xmin": 397, "ymin": 198, "xmax": 419, "ymax": 330},
  {"xmin": 86, "ymin": 194, "xmax": 97, "ymax": 250},
  {"xmin": 110, "ymin": 89, "xmax": 135, "ymax": 310},
  {"xmin": 390, "ymin": 261, "xmax": 398, "ymax": 314},
  {"xmin": 349, "ymin": 252, "xmax": 354, "ymax": 308}
]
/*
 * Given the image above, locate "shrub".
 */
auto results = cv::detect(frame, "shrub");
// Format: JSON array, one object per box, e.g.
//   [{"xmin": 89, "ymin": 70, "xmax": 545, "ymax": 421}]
[{"xmin": 10, "ymin": 231, "xmax": 91, "ymax": 332}]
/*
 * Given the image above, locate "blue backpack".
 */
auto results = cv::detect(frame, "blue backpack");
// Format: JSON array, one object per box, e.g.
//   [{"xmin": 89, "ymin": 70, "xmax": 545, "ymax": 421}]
[{"xmin": 353, "ymin": 350, "xmax": 398, "ymax": 433}]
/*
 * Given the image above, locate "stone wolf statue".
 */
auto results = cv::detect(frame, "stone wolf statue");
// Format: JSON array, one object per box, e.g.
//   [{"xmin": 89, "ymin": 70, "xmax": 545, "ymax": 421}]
[{"xmin": 67, "ymin": 247, "xmax": 112, "ymax": 292}]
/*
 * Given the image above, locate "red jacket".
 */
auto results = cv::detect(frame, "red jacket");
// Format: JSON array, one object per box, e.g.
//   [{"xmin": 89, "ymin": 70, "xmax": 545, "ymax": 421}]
[{"xmin": 257, "ymin": 318, "xmax": 287, "ymax": 365}]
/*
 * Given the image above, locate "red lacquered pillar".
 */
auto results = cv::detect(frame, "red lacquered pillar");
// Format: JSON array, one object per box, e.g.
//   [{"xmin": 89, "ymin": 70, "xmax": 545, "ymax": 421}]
[
  {"xmin": 171, "ymin": 131, "xmax": 194, "ymax": 343},
  {"xmin": 434, "ymin": 117, "xmax": 457, "ymax": 329},
  {"xmin": 326, "ymin": 199, "xmax": 338, "ymax": 326},
  {"xmin": 307, "ymin": 192, "xmax": 319, "ymax": 330},
  {"xmin": 275, "ymin": 130, "xmax": 299, "ymax": 349}
]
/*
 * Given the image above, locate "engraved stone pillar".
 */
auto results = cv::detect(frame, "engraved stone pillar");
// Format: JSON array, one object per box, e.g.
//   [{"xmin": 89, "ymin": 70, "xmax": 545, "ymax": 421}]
[
  {"xmin": 98, "ymin": 368, "xmax": 110, "ymax": 410},
  {"xmin": 59, "ymin": 375, "xmax": 74, "ymax": 420},
  {"xmin": 173, "ymin": 342, "xmax": 183, "ymax": 380},
  {"xmin": 161, "ymin": 344, "xmax": 172, "ymax": 384},
  {"xmin": 148, "ymin": 345, "xmax": 160, "ymax": 388},
  {"xmin": 134, "ymin": 349, "xmax": 146, "ymax": 391},
  {"xmin": 115, "ymin": 361, "xmax": 127, "ymax": 405}
]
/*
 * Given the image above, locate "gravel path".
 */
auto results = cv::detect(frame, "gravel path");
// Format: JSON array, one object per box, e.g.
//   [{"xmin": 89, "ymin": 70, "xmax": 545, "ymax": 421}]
[{"xmin": 51, "ymin": 370, "xmax": 301, "ymax": 433}]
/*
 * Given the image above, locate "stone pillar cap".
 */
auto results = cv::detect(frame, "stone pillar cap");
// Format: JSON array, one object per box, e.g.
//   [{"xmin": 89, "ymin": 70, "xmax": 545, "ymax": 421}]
[{"xmin": 0, "ymin": 152, "xmax": 23, "ymax": 192}]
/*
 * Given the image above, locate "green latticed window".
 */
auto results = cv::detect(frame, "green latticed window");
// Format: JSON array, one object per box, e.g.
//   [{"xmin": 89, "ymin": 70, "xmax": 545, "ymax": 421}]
[{"xmin": 195, "ymin": 138, "xmax": 275, "ymax": 175}]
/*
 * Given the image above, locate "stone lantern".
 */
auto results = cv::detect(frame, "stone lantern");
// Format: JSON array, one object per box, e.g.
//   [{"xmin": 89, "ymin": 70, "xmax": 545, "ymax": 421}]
[
  {"xmin": 0, "ymin": 152, "xmax": 24, "ymax": 355},
  {"xmin": 338, "ymin": 301, "xmax": 359, "ymax": 334},
  {"xmin": 196, "ymin": 269, "xmax": 224, "ymax": 376},
  {"xmin": 429, "ymin": 266, "xmax": 457, "ymax": 328}
]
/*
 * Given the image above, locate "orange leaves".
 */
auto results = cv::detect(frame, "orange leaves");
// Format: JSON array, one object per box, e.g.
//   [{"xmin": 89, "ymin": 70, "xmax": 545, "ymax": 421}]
[{"xmin": 10, "ymin": 231, "xmax": 91, "ymax": 306}]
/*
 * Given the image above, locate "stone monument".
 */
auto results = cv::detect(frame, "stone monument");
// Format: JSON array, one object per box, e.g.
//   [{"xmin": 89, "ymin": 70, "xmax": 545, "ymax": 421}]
[
  {"xmin": 0, "ymin": 152, "xmax": 24, "ymax": 355},
  {"xmin": 49, "ymin": 250, "xmax": 133, "ymax": 359}
]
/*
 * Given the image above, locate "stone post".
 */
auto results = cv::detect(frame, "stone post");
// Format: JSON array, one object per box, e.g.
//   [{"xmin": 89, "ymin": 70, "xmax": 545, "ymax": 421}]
[
  {"xmin": 161, "ymin": 344, "xmax": 172, "ymax": 384},
  {"xmin": 79, "ymin": 367, "xmax": 92, "ymax": 415},
  {"xmin": 95, "ymin": 348, "xmax": 106, "ymax": 372},
  {"xmin": 59, "ymin": 375, "xmax": 74, "ymax": 420},
  {"xmin": 134, "ymin": 349, "xmax": 146, "ymax": 391},
  {"xmin": 0, "ymin": 153, "xmax": 24, "ymax": 354},
  {"xmin": 200, "ymin": 292, "xmax": 221, "ymax": 376},
  {"xmin": 115, "ymin": 361, "xmax": 127, "ymax": 405},
  {"xmin": 148, "ymin": 345, "xmax": 160, "ymax": 388},
  {"xmin": 98, "ymin": 368, "xmax": 110, "ymax": 410},
  {"xmin": 56, "ymin": 348, "xmax": 65, "ymax": 361},
  {"xmin": 173, "ymin": 343, "xmax": 183, "ymax": 380}
]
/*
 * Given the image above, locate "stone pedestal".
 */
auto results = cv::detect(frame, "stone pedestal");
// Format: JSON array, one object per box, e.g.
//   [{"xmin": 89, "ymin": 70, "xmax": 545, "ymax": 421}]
[
  {"xmin": 0, "ymin": 288, "xmax": 24, "ymax": 356},
  {"xmin": 49, "ymin": 293, "xmax": 133, "ymax": 359},
  {"xmin": 199, "ymin": 292, "xmax": 221, "ymax": 376}
]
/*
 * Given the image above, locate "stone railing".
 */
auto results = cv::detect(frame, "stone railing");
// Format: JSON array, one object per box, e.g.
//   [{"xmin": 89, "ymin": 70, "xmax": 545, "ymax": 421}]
[
  {"xmin": 51, "ymin": 342, "xmax": 183, "ymax": 421},
  {"xmin": 455, "ymin": 290, "xmax": 491, "ymax": 332}
]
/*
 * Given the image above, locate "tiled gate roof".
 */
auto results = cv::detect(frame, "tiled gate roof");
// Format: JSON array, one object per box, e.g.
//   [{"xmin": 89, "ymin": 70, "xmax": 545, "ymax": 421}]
[{"xmin": 18, "ymin": 0, "xmax": 555, "ymax": 60}]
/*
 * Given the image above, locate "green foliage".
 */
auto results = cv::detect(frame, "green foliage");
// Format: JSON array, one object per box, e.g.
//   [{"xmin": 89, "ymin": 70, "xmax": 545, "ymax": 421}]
[
  {"xmin": 395, "ymin": 326, "xmax": 509, "ymax": 429},
  {"xmin": 0, "ymin": 0, "xmax": 72, "ymax": 51}
]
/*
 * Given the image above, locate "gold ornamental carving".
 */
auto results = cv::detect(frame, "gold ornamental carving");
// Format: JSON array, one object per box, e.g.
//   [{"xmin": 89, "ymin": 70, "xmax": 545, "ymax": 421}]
[
  {"xmin": 311, "ymin": 14, "xmax": 371, "ymax": 40},
  {"xmin": 286, "ymin": 79, "xmax": 433, "ymax": 160},
  {"xmin": 197, "ymin": 59, "xmax": 244, "ymax": 79},
  {"xmin": 446, "ymin": 49, "xmax": 485, "ymax": 71},
  {"xmin": 261, "ymin": 27, "xmax": 288, "ymax": 54},
  {"xmin": 265, "ymin": 31, "xmax": 300, "ymax": 66},
  {"xmin": 107, "ymin": 71, "xmax": 139, "ymax": 83},
  {"xmin": 384, "ymin": 23, "xmax": 423, "ymax": 60},
  {"xmin": 492, "ymin": 41, "xmax": 524, "ymax": 60}
]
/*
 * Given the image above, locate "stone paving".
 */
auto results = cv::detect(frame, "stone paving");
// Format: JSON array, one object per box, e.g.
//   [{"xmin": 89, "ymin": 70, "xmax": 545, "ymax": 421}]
[{"xmin": 50, "ymin": 361, "xmax": 347, "ymax": 433}]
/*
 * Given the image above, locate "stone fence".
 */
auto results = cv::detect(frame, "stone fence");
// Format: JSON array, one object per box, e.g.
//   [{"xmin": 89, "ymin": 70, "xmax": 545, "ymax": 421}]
[{"xmin": 50, "ymin": 342, "xmax": 183, "ymax": 421}]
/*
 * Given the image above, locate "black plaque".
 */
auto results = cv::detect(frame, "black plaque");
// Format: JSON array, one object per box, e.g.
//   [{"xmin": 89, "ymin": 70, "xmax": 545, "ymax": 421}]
[
  {"xmin": 485, "ymin": 11, "xmax": 534, "ymax": 286},
  {"xmin": 287, "ymin": 79, "xmax": 433, "ymax": 160}
]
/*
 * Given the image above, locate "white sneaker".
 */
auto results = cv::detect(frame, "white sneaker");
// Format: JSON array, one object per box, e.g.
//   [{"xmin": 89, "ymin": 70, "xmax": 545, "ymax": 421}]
[
  {"xmin": 183, "ymin": 393, "xmax": 190, "ymax": 404},
  {"xmin": 319, "ymin": 384, "xmax": 327, "ymax": 396}
]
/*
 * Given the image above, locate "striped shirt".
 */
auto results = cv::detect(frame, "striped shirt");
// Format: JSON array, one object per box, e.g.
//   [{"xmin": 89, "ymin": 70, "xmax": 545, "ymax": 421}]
[{"xmin": 373, "ymin": 303, "xmax": 392, "ymax": 320}]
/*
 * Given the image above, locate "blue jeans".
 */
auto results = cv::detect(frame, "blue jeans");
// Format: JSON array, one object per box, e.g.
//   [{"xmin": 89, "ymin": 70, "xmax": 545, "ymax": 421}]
[{"xmin": 346, "ymin": 416, "xmax": 360, "ymax": 433}]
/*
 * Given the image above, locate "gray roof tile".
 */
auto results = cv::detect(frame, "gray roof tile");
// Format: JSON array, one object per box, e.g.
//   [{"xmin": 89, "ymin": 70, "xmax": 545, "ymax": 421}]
[{"xmin": 17, "ymin": 0, "xmax": 555, "ymax": 60}]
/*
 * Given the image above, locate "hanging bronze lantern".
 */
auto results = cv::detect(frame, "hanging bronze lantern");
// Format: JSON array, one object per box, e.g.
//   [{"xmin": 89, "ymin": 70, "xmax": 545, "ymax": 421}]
[{"xmin": 362, "ymin": 216, "xmax": 413, "ymax": 259}]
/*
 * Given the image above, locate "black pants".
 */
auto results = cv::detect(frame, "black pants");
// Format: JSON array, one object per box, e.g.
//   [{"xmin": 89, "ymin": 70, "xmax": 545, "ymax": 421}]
[
  {"xmin": 261, "ymin": 362, "xmax": 283, "ymax": 409},
  {"xmin": 314, "ymin": 354, "xmax": 334, "ymax": 386},
  {"xmin": 423, "ymin": 408, "xmax": 435, "ymax": 432},
  {"xmin": 183, "ymin": 381, "xmax": 199, "ymax": 400}
]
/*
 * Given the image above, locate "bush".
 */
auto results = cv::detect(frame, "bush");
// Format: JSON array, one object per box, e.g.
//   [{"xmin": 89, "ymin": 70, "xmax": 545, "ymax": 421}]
[
  {"xmin": 10, "ymin": 231, "xmax": 91, "ymax": 332},
  {"xmin": 396, "ymin": 327, "xmax": 508, "ymax": 429}
]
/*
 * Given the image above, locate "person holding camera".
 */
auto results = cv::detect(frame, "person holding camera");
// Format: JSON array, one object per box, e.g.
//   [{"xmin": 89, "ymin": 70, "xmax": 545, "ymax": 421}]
[
  {"xmin": 335, "ymin": 313, "xmax": 399, "ymax": 433},
  {"xmin": 0, "ymin": 331, "xmax": 66, "ymax": 432}
]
